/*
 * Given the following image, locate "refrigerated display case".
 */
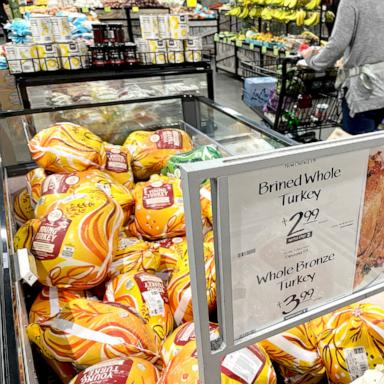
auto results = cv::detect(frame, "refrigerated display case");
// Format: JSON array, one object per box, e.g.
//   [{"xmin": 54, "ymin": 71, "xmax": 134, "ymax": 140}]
[
  {"xmin": 0, "ymin": 95, "xmax": 295, "ymax": 384},
  {"xmin": 14, "ymin": 63, "xmax": 214, "ymax": 109}
]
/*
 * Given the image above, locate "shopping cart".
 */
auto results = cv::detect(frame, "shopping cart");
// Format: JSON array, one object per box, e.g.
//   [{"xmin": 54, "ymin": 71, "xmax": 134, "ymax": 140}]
[{"xmin": 245, "ymin": 55, "xmax": 342, "ymax": 143}]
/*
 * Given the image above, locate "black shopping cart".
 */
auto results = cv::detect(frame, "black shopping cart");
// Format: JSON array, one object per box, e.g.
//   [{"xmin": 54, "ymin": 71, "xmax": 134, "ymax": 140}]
[{"xmin": 244, "ymin": 55, "xmax": 342, "ymax": 143}]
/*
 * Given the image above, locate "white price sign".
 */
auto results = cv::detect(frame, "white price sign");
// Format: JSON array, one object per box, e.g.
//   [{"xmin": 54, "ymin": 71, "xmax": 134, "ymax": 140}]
[{"xmin": 228, "ymin": 149, "xmax": 370, "ymax": 341}]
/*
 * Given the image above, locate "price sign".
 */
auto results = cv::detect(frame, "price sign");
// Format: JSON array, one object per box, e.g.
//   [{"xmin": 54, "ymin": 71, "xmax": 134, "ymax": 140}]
[
  {"xmin": 236, "ymin": 40, "xmax": 243, "ymax": 47},
  {"xmin": 227, "ymin": 149, "xmax": 370, "ymax": 341},
  {"xmin": 273, "ymin": 46, "xmax": 279, "ymax": 56},
  {"xmin": 187, "ymin": 0, "xmax": 197, "ymax": 7},
  {"xmin": 104, "ymin": 6, "xmax": 111, "ymax": 12},
  {"xmin": 132, "ymin": 6, "xmax": 139, "ymax": 12},
  {"xmin": 250, "ymin": 43, "xmax": 254, "ymax": 50},
  {"xmin": 261, "ymin": 46, "xmax": 267, "ymax": 54}
]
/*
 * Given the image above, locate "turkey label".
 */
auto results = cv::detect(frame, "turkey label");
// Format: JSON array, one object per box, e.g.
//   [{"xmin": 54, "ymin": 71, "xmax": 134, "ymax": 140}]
[{"xmin": 227, "ymin": 149, "xmax": 370, "ymax": 341}]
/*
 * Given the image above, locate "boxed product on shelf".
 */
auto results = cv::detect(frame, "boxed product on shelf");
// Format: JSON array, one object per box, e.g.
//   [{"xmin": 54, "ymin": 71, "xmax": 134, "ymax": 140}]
[
  {"xmin": 157, "ymin": 14, "xmax": 170, "ymax": 39},
  {"xmin": 140, "ymin": 15, "xmax": 159, "ymax": 40},
  {"xmin": 243, "ymin": 76, "xmax": 277, "ymax": 109},
  {"xmin": 57, "ymin": 42, "xmax": 82, "ymax": 70},
  {"xmin": 35, "ymin": 43, "xmax": 60, "ymax": 71},
  {"xmin": 185, "ymin": 36, "xmax": 203, "ymax": 51},
  {"xmin": 5, "ymin": 44, "xmax": 39, "ymax": 73},
  {"xmin": 167, "ymin": 39, "xmax": 184, "ymax": 64},
  {"xmin": 169, "ymin": 14, "xmax": 189, "ymax": 40},
  {"xmin": 50, "ymin": 16, "xmax": 72, "ymax": 43},
  {"xmin": 30, "ymin": 15, "xmax": 53, "ymax": 44},
  {"xmin": 147, "ymin": 39, "xmax": 167, "ymax": 64}
]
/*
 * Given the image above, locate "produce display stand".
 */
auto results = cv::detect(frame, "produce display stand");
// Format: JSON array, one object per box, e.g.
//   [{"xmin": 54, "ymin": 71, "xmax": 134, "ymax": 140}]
[
  {"xmin": 181, "ymin": 131, "xmax": 384, "ymax": 383},
  {"xmin": 0, "ymin": 94, "xmax": 295, "ymax": 383},
  {"xmin": 215, "ymin": 0, "xmax": 326, "ymax": 77},
  {"xmin": 13, "ymin": 62, "xmax": 215, "ymax": 109}
]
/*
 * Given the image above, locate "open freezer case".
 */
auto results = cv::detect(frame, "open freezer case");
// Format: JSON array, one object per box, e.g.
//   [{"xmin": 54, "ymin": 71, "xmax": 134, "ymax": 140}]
[{"xmin": 0, "ymin": 95, "xmax": 295, "ymax": 384}]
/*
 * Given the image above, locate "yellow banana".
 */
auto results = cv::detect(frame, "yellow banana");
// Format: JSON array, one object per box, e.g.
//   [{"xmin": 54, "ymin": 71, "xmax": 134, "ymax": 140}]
[
  {"xmin": 305, "ymin": 0, "xmax": 320, "ymax": 11},
  {"xmin": 304, "ymin": 11, "xmax": 320, "ymax": 26}
]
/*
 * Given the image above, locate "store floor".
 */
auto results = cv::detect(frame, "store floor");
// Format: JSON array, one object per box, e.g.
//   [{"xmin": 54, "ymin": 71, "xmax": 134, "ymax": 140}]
[{"xmin": 213, "ymin": 71, "xmax": 263, "ymax": 123}]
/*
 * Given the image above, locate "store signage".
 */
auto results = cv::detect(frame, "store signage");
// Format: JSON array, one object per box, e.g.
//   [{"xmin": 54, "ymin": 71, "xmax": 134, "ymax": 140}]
[
  {"xmin": 227, "ymin": 149, "xmax": 372, "ymax": 341},
  {"xmin": 187, "ymin": 0, "xmax": 197, "ymax": 7}
]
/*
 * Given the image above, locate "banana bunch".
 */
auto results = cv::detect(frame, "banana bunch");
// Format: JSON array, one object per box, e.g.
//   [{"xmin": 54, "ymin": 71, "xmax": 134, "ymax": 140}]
[
  {"xmin": 304, "ymin": 11, "xmax": 320, "ymax": 26},
  {"xmin": 251, "ymin": 0, "xmax": 265, "ymax": 4},
  {"xmin": 305, "ymin": 0, "xmax": 320, "ymax": 10},
  {"xmin": 283, "ymin": 0, "xmax": 299, "ymax": 8},
  {"xmin": 325, "ymin": 10, "xmax": 335, "ymax": 22},
  {"xmin": 296, "ymin": 9, "xmax": 306, "ymax": 26},
  {"xmin": 261, "ymin": 7, "xmax": 273, "ymax": 20},
  {"xmin": 238, "ymin": 7, "xmax": 250, "ymax": 18},
  {"xmin": 265, "ymin": 0, "xmax": 284, "ymax": 5},
  {"xmin": 249, "ymin": 6, "xmax": 262, "ymax": 18},
  {"xmin": 226, "ymin": 6, "xmax": 242, "ymax": 16}
]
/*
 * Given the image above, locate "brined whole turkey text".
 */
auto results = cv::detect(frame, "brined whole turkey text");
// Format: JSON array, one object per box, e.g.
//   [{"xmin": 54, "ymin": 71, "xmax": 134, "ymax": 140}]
[{"xmin": 258, "ymin": 167, "xmax": 342, "ymax": 206}]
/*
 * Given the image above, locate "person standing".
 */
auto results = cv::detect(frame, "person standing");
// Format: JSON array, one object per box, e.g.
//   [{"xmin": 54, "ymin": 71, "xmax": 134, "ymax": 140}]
[{"xmin": 302, "ymin": 0, "xmax": 384, "ymax": 135}]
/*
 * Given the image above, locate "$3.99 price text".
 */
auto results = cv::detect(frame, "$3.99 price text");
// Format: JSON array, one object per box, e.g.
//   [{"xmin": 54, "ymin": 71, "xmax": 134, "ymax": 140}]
[{"xmin": 278, "ymin": 288, "xmax": 315, "ymax": 315}]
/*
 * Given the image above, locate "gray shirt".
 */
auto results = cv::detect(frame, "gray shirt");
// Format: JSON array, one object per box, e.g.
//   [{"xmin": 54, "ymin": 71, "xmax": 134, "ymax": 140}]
[
  {"xmin": 307, "ymin": 0, "xmax": 384, "ymax": 70},
  {"xmin": 306, "ymin": 0, "xmax": 384, "ymax": 115}
]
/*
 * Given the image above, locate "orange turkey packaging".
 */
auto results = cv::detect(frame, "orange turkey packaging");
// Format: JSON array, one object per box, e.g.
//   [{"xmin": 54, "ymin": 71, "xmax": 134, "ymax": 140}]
[
  {"xmin": 123, "ymin": 128, "xmax": 193, "ymax": 180},
  {"xmin": 23, "ymin": 190, "xmax": 123, "ymax": 289},
  {"xmin": 69, "ymin": 357, "xmax": 159, "ymax": 384},
  {"xmin": 27, "ymin": 299, "xmax": 160, "ymax": 367},
  {"xmin": 28, "ymin": 122, "xmax": 106, "ymax": 173}
]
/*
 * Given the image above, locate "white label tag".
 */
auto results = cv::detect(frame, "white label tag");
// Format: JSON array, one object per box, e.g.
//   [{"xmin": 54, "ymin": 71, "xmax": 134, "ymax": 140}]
[
  {"xmin": 142, "ymin": 291, "xmax": 165, "ymax": 316},
  {"xmin": 344, "ymin": 346, "xmax": 369, "ymax": 380},
  {"xmin": 222, "ymin": 348, "xmax": 263, "ymax": 383}
]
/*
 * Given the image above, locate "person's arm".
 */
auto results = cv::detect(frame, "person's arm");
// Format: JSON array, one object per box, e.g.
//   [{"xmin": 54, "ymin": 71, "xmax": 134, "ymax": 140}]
[{"xmin": 305, "ymin": 0, "xmax": 357, "ymax": 71}]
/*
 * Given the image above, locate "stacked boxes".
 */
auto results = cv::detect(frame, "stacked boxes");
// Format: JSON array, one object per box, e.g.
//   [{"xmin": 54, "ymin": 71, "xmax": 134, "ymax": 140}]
[
  {"xmin": 138, "ymin": 14, "xmax": 202, "ymax": 65},
  {"xmin": 4, "ymin": 15, "xmax": 88, "ymax": 73}
]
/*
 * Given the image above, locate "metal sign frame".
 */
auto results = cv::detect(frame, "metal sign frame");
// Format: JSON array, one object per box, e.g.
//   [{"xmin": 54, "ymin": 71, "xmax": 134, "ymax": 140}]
[{"xmin": 180, "ymin": 132, "xmax": 384, "ymax": 384}]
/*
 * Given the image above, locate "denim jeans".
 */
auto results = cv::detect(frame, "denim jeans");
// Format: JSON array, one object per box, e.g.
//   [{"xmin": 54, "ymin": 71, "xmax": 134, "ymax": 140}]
[{"xmin": 342, "ymin": 98, "xmax": 384, "ymax": 135}]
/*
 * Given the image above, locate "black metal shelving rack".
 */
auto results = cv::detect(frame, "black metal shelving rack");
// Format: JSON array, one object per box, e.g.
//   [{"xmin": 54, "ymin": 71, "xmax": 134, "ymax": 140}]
[{"xmin": 14, "ymin": 62, "xmax": 215, "ymax": 109}]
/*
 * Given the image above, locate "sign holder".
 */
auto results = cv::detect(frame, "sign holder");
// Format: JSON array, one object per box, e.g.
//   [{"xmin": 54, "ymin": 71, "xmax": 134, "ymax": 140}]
[{"xmin": 180, "ymin": 132, "xmax": 384, "ymax": 384}]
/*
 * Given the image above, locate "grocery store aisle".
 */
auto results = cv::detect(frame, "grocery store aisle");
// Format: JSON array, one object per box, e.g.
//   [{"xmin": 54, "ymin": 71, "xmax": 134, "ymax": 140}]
[{"xmin": 214, "ymin": 71, "xmax": 263, "ymax": 123}]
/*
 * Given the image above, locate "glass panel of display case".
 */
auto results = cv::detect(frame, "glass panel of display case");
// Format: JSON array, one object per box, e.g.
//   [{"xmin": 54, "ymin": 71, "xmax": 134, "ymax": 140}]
[{"xmin": 26, "ymin": 74, "xmax": 208, "ymax": 108}]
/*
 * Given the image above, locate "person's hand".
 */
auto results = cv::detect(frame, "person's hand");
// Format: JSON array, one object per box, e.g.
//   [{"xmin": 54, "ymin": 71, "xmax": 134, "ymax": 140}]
[{"xmin": 301, "ymin": 47, "xmax": 315, "ymax": 59}]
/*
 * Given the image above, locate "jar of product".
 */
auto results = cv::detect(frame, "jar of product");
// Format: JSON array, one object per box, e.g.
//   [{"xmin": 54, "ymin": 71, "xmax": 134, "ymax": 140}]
[
  {"xmin": 90, "ymin": 45, "xmax": 106, "ymax": 67},
  {"xmin": 122, "ymin": 43, "xmax": 138, "ymax": 65},
  {"xmin": 92, "ymin": 24, "xmax": 107, "ymax": 44},
  {"xmin": 108, "ymin": 43, "xmax": 124, "ymax": 66},
  {"xmin": 107, "ymin": 24, "xmax": 124, "ymax": 43}
]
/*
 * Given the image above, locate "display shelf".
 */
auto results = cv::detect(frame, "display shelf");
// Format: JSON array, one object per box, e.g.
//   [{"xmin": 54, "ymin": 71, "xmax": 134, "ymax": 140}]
[{"xmin": 13, "ymin": 62, "xmax": 214, "ymax": 108}]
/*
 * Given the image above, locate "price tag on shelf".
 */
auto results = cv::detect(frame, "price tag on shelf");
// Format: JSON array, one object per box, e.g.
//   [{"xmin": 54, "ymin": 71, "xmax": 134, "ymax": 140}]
[
  {"xmin": 250, "ymin": 43, "xmax": 254, "ymax": 50},
  {"xmin": 227, "ymin": 149, "xmax": 370, "ymax": 341},
  {"xmin": 273, "ymin": 46, "xmax": 279, "ymax": 56},
  {"xmin": 261, "ymin": 46, "xmax": 267, "ymax": 54},
  {"xmin": 104, "ymin": 6, "xmax": 111, "ymax": 12},
  {"xmin": 236, "ymin": 40, "xmax": 243, "ymax": 47},
  {"xmin": 81, "ymin": 7, "xmax": 89, "ymax": 12},
  {"xmin": 187, "ymin": 0, "xmax": 197, "ymax": 7},
  {"xmin": 132, "ymin": 6, "xmax": 139, "ymax": 12}
]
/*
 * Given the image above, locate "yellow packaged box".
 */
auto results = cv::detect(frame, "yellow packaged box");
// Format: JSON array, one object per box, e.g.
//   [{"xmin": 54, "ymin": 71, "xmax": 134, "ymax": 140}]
[
  {"xmin": 140, "ymin": 15, "xmax": 159, "ymax": 40},
  {"xmin": 57, "ymin": 42, "xmax": 81, "ymax": 70},
  {"xmin": 169, "ymin": 14, "xmax": 189, "ymax": 40},
  {"xmin": 36, "ymin": 43, "xmax": 60, "ymax": 71},
  {"xmin": 167, "ymin": 39, "xmax": 184, "ymax": 64}
]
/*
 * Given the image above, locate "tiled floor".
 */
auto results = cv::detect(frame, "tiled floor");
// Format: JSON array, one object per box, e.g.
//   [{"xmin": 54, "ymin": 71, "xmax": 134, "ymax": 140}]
[{"xmin": 213, "ymin": 71, "xmax": 264, "ymax": 124}]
